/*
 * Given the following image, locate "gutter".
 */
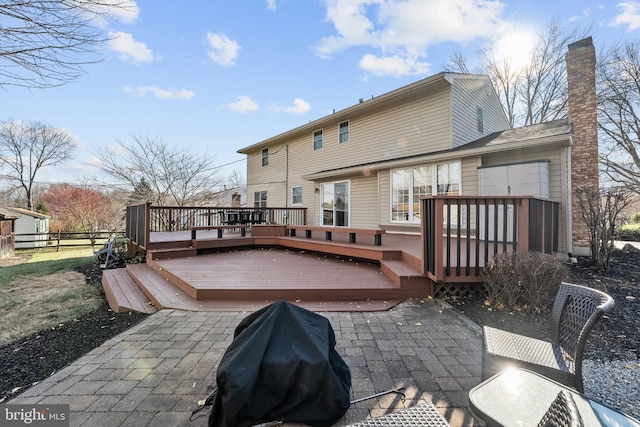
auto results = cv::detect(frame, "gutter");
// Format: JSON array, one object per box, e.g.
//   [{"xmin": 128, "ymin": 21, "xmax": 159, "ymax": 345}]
[{"xmin": 301, "ymin": 134, "xmax": 572, "ymax": 181}]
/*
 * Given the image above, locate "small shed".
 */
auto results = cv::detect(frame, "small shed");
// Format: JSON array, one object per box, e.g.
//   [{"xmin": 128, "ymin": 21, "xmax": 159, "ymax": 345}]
[
  {"xmin": 0, "ymin": 208, "xmax": 18, "ymax": 258},
  {"xmin": 6, "ymin": 207, "xmax": 51, "ymax": 249}
]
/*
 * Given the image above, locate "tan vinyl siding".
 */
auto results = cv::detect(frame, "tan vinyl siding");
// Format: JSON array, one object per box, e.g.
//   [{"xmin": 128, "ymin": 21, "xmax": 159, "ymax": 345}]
[
  {"xmin": 349, "ymin": 175, "xmax": 379, "ymax": 227},
  {"xmin": 461, "ymin": 156, "xmax": 480, "ymax": 196},
  {"xmin": 245, "ymin": 85, "xmax": 454, "ymax": 215},
  {"xmin": 307, "ymin": 87, "xmax": 453, "ymax": 170},
  {"xmin": 378, "ymin": 170, "xmax": 391, "ymax": 227},
  {"xmin": 481, "ymin": 146, "xmax": 566, "ymax": 253},
  {"xmin": 246, "ymin": 144, "xmax": 287, "ymax": 206},
  {"xmin": 451, "ymin": 77, "xmax": 510, "ymax": 148}
]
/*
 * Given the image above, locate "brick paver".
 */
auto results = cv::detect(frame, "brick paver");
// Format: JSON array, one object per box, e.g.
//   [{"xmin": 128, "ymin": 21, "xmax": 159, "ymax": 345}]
[{"xmin": 8, "ymin": 299, "xmax": 483, "ymax": 426}]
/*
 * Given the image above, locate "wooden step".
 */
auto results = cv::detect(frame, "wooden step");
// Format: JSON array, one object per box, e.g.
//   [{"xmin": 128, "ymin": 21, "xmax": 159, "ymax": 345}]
[
  {"xmin": 147, "ymin": 247, "xmax": 197, "ymax": 260},
  {"xmin": 125, "ymin": 263, "xmax": 405, "ymax": 312},
  {"xmin": 102, "ymin": 268, "xmax": 157, "ymax": 314},
  {"xmin": 381, "ymin": 259, "xmax": 433, "ymax": 291}
]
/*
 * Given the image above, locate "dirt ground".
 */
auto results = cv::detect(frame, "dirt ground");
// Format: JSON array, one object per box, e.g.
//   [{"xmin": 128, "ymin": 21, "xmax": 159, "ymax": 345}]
[{"xmin": 0, "ymin": 249, "xmax": 638, "ymax": 404}]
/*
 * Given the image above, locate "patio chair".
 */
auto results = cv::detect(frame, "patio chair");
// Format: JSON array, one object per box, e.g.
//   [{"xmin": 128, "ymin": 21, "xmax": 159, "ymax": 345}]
[
  {"xmin": 537, "ymin": 390, "xmax": 583, "ymax": 427},
  {"xmin": 481, "ymin": 282, "xmax": 614, "ymax": 392}
]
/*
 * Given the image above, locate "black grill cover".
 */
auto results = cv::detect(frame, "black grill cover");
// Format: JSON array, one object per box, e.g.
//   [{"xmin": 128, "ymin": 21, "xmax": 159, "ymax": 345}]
[{"xmin": 208, "ymin": 301, "xmax": 351, "ymax": 427}]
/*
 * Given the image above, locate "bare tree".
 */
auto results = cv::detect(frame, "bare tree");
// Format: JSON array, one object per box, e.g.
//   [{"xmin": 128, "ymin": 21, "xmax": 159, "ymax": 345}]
[
  {"xmin": 574, "ymin": 185, "xmax": 632, "ymax": 270},
  {"xmin": 597, "ymin": 40, "xmax": 640, "ymax": 195},
  {"xmin": 95, "ymin": 134, "xmax": 223, "ymax": 207},
  {"xmin": 42, "ymin": 183, "xmax": 124, "ymax": 244},
  {"xmin": 0, "ymin": 0, "xmax": 135, "ymax": 89},
  {"xmin": 446, "ymin": 21, "xmax": 588, "ymax": 127},
  {"xmin": 0, "ymin": 120, "xmax": 75, "ymax": 210},
  {"xmin": 227, "ymin": 170, "xmax": 246, "ymax": 189}
]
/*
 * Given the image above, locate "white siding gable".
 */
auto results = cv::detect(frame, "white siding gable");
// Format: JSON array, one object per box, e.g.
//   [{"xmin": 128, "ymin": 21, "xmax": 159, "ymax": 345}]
[{"xmin": 449, "ymin": 75, "xmax": 510, "ymax": 148}]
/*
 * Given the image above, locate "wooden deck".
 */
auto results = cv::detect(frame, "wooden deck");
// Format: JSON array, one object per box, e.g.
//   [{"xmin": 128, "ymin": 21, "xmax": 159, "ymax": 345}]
[
  {"xmin": 102, "ymin": 230, "xmax": 435, "ymax": 313},
  {"xmin": 103, "ymin": 256, "xmax": 403, "ymax": 313}
]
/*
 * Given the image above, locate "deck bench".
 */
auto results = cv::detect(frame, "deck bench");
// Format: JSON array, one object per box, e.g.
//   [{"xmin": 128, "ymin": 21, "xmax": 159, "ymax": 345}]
[
  {"xmin": 189, "ymin": 225, "xmax": 250, "ymax": 239},
  {"xmin": 286, "ymin": 225, "xmax": 385, "ymax": 246}
]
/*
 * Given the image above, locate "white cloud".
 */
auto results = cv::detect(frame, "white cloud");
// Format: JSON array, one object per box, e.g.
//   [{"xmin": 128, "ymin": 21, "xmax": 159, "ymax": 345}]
[
  {"xmin": 106, "ymin": 0, "xmax": 140, "ymax": 23},
  {"xmin": 228, "ymin": 96, "xmax": 259, "ymax": 113},
  {"xmin": 266, "ymin": 0, "xmax": 277, "ymax": 11},
  {"xmin": 270, "ymin": 98, "xmax": 311, "ymax": 115},
  {"xmin": 207, "ymin": 32, "xmax": 241, "ymax": 66},
  {"xmin": 284, "ymin": 98, "xmax": 311, "ymax": 114},
  {"xmin": 569, "ymin": 8, "xmax": 592, "ymax": 23},
  {"xmin": 87, "ymin": 0, "xmax": 140, "ymax": 25},
  {"xmin": 122, "ymin": 85, "xmax": 195, "ymax": 100},
  {"xmin": 108, "ymin": 31, "xmax": 153, "ymax": 63},
  {"xmin": 315, "ymin": 0, "xmax": 506, "ymax": 77},
  {"xmin": 610, "ymin": 2, "xmax": 640, "ymax": 31},
  {"xmin": 360, "ymin": 54, "xmax": 428, "ymax": 77}
]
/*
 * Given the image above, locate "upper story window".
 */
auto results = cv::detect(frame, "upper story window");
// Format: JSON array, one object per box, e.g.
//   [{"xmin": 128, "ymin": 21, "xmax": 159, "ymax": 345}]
[
  {"xmin": 339, "ymin": 121, "xmax": 349, "ymax": 143},
  {"xmin": 313, "ymin": 129, "xmax": 323, "ymax": 150},
  {"xmin": 261, "ymin": 148, "xmax": 269, "ymax": 166},
  {"xmin": 292, "ymin": 186, "xmax": 303, "ymax": 205},
  {"xmin": 477, "ymin": 107, "xmax": 484, "ymax": 133}
]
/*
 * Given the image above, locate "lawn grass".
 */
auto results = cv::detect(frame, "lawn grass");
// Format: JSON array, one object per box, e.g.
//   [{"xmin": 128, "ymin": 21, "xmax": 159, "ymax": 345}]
[
  {"xmin": 621, "ymin": 223, "xmax": 640, "ymax": 231},
  {"xmin": 0, "ymin": 248, "xmax": 103, "ymax": 346}
]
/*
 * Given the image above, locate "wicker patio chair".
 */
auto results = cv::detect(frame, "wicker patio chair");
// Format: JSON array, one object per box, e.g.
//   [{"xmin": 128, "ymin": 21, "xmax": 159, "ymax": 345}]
[
  {"xmin": 481, "ymin": 282, "xmax": 614, "ymax": 392},
  {"xmin": 537, "ymin": 390, "xmax": 584, "ymax": 427}
]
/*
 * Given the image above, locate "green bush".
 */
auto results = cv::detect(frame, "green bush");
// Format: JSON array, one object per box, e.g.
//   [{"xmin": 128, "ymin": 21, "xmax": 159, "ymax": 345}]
[
  {"xmin": 631, "ymin": 213, "xmax": 640, "ymax": 223},
  {"xmin": 617, "ymin": 225, "xmax": 640, "ymax": 242},
  {"xmin": 483, "ymin": 251, "xmax": 569, "ymax": 312}
]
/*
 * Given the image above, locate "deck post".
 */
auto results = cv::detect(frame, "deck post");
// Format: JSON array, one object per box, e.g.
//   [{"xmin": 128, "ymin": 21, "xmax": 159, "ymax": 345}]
[
  {"xmin": 517, "ymin": 198, "xmax": 530, "ymax": 253},
  {"xmin": 144, "ymin": 203, "xmax": 151, "ymax": 249},
  {"xmin": 433, "ymin": 198, "xmax": 444, "ymax": 281}
]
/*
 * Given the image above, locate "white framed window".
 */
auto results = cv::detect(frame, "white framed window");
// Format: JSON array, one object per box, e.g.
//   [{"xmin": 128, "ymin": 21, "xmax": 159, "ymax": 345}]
[
  {"xmin": 391, "ymin": 161, "xmax": 460, "ymax": 223},
  {"xmin": 321, "ymin": 181, "xmax": 349, "ymax": 226},
  {"xmin": 477, "ymin": 107, "xmax": 484, "ymax": 133},
  {"xmin": 339, "ymin": 121, "xmax": 349, "ymax": 143},
  {"xmin": 261, "ymin": 148, "xmax": 269, "ymax": 166},
  {"xmin": 313, "ymin": 129, "xmax": 323, "ymax": 150},
  {"xmin": 254, "ymin": 191, "xmax": 267, "ymax": 208},
  {"xmin": 292, "ymin": 186, "xmax": 303, "ymax": 205}
]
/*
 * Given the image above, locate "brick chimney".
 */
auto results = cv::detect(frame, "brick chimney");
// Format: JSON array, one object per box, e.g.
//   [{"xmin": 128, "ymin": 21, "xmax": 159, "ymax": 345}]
[{"xmin": 566, "ymin": 37, "xmax": 598, "ymax": 256}]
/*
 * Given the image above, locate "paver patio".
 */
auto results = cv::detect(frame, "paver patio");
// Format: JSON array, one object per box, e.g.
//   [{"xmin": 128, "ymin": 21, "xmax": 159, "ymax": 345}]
[{"xmin": 8, "ymin": 299, "xmax": 483, "ymax": 427}]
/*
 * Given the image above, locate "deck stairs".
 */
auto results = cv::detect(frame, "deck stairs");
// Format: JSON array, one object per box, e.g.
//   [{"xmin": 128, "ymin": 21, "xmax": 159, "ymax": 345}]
[{"xmin": 102, "ymin": 234, "xmax": 434, "ymax": 313}]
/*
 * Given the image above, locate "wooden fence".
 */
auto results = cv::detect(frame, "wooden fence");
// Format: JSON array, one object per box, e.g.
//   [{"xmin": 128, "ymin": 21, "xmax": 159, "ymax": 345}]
[{"xmin": 13, "ymin": 231, "xmax": 125, "ymax": 252}]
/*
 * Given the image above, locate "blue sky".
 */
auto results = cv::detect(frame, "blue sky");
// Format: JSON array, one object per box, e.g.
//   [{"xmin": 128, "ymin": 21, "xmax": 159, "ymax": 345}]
[{"xmin": 4, "ymin": 0, "xmax": 640, "ymax": 187}]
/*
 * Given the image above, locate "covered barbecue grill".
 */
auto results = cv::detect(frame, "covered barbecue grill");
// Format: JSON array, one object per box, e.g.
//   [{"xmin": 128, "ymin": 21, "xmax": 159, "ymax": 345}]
[{"xmin": 208, "ymin": 301, "xmax": 352, "ymax": 427}]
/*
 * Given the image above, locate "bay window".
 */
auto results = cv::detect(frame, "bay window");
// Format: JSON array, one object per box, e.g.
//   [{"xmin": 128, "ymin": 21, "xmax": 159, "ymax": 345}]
[{"xmin": 391, "ymin": 161, "xmax": 460, "ymax": 223}]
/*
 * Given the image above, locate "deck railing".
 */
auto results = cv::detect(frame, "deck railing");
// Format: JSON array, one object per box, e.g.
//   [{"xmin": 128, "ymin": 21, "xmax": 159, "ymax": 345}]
[
  {"xmin": 421, "ymin": 196, "xmax": 559, "ymax": 282},
  {"xmin": 126, "ymin": 203, "xmax": 307, "ymax": 249}
]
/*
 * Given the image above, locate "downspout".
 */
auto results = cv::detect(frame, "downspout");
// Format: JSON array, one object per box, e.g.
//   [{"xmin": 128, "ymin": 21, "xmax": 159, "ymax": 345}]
[
  {"xmin": 285, "ymin": 144, "xmax": 289, "ymax": 224},
  {"xmin": 565, "ymin": 145, "xmax": 574, "ymax": 257}
]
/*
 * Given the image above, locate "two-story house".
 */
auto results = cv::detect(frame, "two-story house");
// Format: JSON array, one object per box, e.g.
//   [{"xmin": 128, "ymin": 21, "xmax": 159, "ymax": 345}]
[{"xmin": 238, "ymin": 38, "xmax": 598, "ymax": 258}]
